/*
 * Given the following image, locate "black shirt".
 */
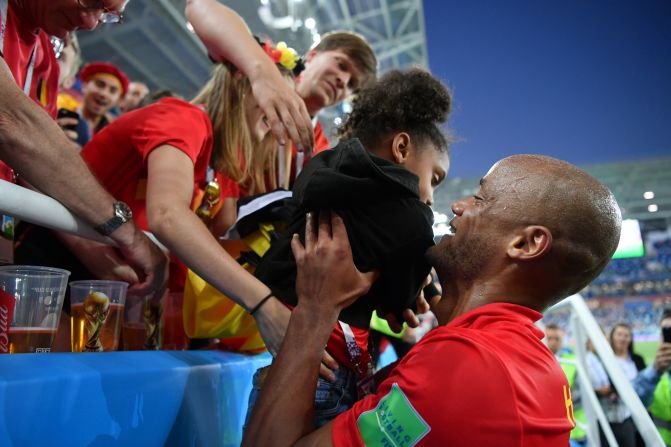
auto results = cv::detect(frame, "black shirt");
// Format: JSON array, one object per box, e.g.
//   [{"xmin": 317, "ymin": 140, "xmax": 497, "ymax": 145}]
[{"xmin": 254, "ymin": 138, "xmax": 435, "ymax": 328}]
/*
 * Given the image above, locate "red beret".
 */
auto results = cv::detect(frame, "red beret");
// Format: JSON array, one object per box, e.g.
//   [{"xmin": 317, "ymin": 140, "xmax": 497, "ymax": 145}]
[{"xmin": 79, "ymin": 62, "xmax": 130, "ymax": 96}]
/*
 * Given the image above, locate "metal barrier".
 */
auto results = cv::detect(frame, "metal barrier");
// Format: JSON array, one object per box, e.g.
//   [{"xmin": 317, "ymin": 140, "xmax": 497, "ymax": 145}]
[
  {"xmin": 551, "ymin": 294, "xmax": 664, "ymax": 446},
  {"xmin": 0, "ymin": 180, "xmax": 168, "ymax": 252}
]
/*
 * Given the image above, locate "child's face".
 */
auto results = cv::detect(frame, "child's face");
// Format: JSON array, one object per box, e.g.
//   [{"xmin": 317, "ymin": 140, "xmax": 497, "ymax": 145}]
[{"xmin": 404, "ymin": 144, "xmax": 449, "ymax": 207}]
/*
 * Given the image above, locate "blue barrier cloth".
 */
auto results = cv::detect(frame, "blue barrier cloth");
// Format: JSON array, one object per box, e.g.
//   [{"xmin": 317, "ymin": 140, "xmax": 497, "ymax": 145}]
[{"xmin": 0, "ymin": 350, "xmax": 272, "ymax": 446}]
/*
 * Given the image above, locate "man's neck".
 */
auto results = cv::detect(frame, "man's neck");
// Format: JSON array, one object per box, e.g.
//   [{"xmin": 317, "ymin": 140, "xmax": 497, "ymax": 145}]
[{"xmin": 82, "ymin": 108, "xmax": 103, "ymax": 128}]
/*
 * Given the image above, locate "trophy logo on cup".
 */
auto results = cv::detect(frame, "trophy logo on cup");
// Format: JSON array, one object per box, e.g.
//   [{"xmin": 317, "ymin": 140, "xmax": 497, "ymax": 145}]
[{"xmin": 83, "ymin": 292, "xmax": 111, "ymax": 352}]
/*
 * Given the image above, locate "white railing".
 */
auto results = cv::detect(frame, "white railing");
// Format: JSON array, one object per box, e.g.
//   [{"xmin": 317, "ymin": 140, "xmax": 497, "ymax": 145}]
[
  {"xmin": 0, "ymin": 180, "xmax": 168, "ymax": 252},
  {"xmin": 551, "ymin": 294, "xmax": 664, "ymax": 447}
]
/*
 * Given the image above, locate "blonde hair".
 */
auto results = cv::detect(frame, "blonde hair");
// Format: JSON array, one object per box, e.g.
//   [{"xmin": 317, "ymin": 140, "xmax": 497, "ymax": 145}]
[
  {"xmin": 192, "ymin": 63, "xmax": 289, "ymax": 194},
  {"xmin": 192, "ymin": 63, "xmax": 251, "ymax": 185}
]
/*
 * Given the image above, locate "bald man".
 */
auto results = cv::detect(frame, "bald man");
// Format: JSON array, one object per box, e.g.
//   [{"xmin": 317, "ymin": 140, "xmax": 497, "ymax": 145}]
[{"xmin": 244, "ymin": 154, "xmax": 622, "ymax": 447}]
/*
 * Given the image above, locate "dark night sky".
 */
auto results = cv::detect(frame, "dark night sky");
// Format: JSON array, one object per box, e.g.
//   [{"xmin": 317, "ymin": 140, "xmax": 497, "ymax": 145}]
[{"xmin": 423, "ymin": 0, "xmax": 671, "ymax": 178}]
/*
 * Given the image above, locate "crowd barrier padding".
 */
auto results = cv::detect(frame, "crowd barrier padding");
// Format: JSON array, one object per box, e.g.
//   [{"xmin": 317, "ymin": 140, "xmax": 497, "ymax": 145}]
[{"xmin": 0, "ymin": 350, "xmax": 272, "ymax": 446}]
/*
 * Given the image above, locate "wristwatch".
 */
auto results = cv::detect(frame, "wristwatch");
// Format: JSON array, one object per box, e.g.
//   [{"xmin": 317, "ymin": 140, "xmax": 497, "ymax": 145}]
[{"xmin": 94, "ymin": 202, "xmax": 133, "ymax": 236}]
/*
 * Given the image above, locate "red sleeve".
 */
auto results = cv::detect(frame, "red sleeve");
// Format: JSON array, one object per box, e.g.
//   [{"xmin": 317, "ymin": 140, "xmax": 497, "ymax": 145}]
[
  {"xmin": 131, "ymin": 99, "xmax": 212, "ymax": 166},
  {"xmin": 312, "ymin": 121, "xmax": 331, "ymax": 154},
  {"xmin": 332, "ymin": 337, "xmax": 523, "ymax": 447}
]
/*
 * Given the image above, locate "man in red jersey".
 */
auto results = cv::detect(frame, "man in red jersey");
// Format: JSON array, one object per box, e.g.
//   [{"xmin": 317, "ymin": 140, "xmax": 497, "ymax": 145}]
[
  {"xmin": 0, "ymin": 0, "xmax": 167, "ymax": 292},
  {"xmin": 244, "ymin": 154, "xmax": 622, "ymax": 447},
  {"xmin": 296, "ymin": 31, "xmax": 377, "ymax": 154}
]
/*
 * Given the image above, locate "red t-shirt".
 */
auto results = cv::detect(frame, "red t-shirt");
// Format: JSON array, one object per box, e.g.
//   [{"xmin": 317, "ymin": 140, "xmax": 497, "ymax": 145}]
[
  {"xmin": 333, "ymin": 303, "xmax": 574, "ymax": 447},
  {"xmin": 0, "ymin": 3, "xmax": 59, "ymax": 181},
  {"xmin": 81, "ymin": 98, "xmax": 213, "ymax": 230},
  {"xmin": 287, "ymin": 120, "xmax": 332, "ymax": 185}
]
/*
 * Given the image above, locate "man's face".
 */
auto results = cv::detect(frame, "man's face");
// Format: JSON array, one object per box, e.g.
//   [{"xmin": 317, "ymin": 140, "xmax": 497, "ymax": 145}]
[
  {"xmin": 120, "ymin": 82, "xmax": 149, "ymax": 112},
  {"xmin": 38, "ymin": 0, "xmax": 128, "ymax": 39},
  {"xmin": 296, "ymin": 49, "xmax": 362, "ymax": 114},
  {"xmin": 426, "ymin": 160, "xmax": 514, "ymax": 288},
  {"xmin": 82, "ymin": 75, "xmax": 122, "ymax": 117},
  {"xmin": 545, "ymin": 328, "xmax": 564, "ymax": 354}
]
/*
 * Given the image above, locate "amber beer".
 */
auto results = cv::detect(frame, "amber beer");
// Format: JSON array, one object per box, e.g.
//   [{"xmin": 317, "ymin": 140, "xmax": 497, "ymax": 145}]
[
  {"xmin": 71, "ymin": 303, "xmax": 124, "ymax": 352},
  {"xmin": 8, "ymin": 327, "xmax": 57, "ymax": 353}
]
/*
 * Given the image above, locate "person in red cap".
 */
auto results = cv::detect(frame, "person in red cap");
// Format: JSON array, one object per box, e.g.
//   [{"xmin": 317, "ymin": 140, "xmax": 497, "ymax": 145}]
[{"xmin": 76, "ymin": 61, "xmax": 129, "ymax": 145}]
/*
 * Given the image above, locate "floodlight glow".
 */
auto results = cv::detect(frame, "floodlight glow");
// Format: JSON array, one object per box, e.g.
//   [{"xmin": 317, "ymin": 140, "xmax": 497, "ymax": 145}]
[
  {"xmin": 433, "ymin": 223, "xmax": 451, "ymax": 236},
  {"xmin": 433, "ymin": 211, "xmax": 448, "ymax": 224},
  {"xmin": 186, "ymin": 22, "xmax": 195, "ymax": 33},
  {"xmin": 644, "ymin": 191, "xmax": 655, "ymax": 199},
  {"xmin": 649, "ymin": 204, "xmax": 659, "ymax": 212},
  {"xmin": 612, "ymin": 219, "xmax": 645, "ymax": 259},
  {"xmin": 305, "ymin": 17, "xmax": 316, "ymax": 29}
]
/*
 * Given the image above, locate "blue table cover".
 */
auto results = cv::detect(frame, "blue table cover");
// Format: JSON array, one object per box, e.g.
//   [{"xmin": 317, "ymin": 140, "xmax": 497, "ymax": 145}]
[{"xmin": 0, "ymin": 350, "xmax": 272, "ymax": 446}]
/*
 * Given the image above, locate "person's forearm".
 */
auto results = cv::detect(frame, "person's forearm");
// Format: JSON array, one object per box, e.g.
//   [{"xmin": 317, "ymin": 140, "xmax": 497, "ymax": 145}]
[
  {"xmin": 147, "ymin": 202, "xmax": 271, "ymax": 310},
  {"xmin": 0, "ymin": 62, "xmax": 128, "ymax": 242},
  {"xmin": 186, "ymin": 0, "xmax": 272, "ymax": 79},
  {"xmin": 243, "ymin": 304, "xmax": 338, "ymax": 447},
  {"xmin": 632, "ymin": 366, "xmax": 662, "ymax": 406}
]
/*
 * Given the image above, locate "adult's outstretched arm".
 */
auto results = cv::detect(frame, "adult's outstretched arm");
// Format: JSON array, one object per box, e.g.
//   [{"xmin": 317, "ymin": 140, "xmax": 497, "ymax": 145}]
[
  {"xmin": 0, "ymin": 58, "xmax": 168, "ymax": 296},
  {"xmin": 243, "ymin": 212, "xmax": 377, "ymax": 446},
  {"xmin": 185, "ymin": 0, "xmax": 314, "ymax": 151}
]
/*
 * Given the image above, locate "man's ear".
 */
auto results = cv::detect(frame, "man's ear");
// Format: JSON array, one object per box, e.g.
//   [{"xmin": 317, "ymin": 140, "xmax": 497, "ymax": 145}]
[
  {"xmin": 391, "ymin": 132, "xmax": 411, "ymax": 164},
  {"xmin": 507, "ymin": 226, "xmax": 553, "ymax": 260},
  {"xmin": 304, "ymin": 48, "xmax": 318, "ymax": 64}
]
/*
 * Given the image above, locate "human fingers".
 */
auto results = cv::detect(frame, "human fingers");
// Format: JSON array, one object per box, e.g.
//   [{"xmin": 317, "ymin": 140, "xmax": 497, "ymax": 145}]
[
  {"xmin": 305, "ymin": 212, "xmax": 316, "ymax": 251},
  {"xmin": 402, "ymin": 308, "xmax": 420, "ymax": 328},
  {"xmin": 321, "ymin": 349, "xmax": 340, "ymax": 372},
  {"xmin": 382, "ymin": 312, "xmax": 404, "ymax": 333},
  {"xmin": 319, "ymin": 363, "xmax": 337, "ymax": 382},
  {"xmin": 415, "ymin": 293, "xmax": 431, "ymax": 315},
  {"xmin": 263, "ymin": 106, "xmax": 287, "ymax": 147},
  {"xmin": 278, "ymin": 99, "xmax": 313, "ymax": 152},
  {"xmin": 64, "ymin": 130, "xmax": 78, "ymax": 141},
  {"xmin": 318, "ymin": 210, "xmax": 332, "ymax": 242},
  {"xmin": 57, "ymin": 117, "xmax": 78, "ymax": 127},
  {"xmin": 291, "ymin": 233, "xmax": 305, "ymax": 264}
]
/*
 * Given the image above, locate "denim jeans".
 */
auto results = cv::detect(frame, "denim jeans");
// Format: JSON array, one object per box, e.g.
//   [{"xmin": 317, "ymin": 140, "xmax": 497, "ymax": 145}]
[{"xmin": 244, "ymin": 365, "xmax": 358, "ymax": 430}]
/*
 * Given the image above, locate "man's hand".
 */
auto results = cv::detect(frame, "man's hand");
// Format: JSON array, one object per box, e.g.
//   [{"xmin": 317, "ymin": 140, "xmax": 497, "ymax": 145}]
[
  {"xmin": 291, "ymin": 211, "xmax": 377, "ymax": 314},
  {"xmin": 56, "ymin": 116, "xmax": 79, "ymax": 142},
  {"xmin": 65, "ymin": 236, "xmax": 140, "ymax": 285},
  {"xmin": 654, "ymin": 342, "xmax": 671, "ymax": 374},
  {"xmin": 248, "ymin": 64, "xmax": 314, "ymax": 153},
  {"xmin": 114, "ymin": 224, "xmax": 169, "ymax": 300},
  {"xmin": 381, "ymin": 274, "xmax": 440, "ymax": 332}
]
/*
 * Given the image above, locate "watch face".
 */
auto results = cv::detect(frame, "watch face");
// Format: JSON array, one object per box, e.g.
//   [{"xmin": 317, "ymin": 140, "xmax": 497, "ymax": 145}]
[{"xmin": 115, "ymin": 202, "xmax": 133, "ymax": 220}]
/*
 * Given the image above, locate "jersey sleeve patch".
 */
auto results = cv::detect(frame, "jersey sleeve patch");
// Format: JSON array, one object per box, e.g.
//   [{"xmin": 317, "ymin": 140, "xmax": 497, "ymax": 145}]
[{"xmin": 356, "ymin": 383, "xmax": 430, "ymax": 447}]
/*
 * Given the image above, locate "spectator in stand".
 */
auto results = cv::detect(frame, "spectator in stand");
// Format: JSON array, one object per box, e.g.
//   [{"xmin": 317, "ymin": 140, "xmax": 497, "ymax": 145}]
[
  {"xmin": 0, "ymin": 0, "xmax": 167, "ymax": 296},
  {"xmin": 244, "ymin": 154, "xmax": 622, "ymax": 446},
  {"xmin": 632, "ymin": 311, "xmax": 671, "ymax": 445},
  {"xmin": 545, "ymin": 323, "xmax": 587, "ymax": 445},
  {"xmin": 119, "ymin": 81, "xmax": 149, "ymax": 113},
  {"xmin": 604, "ymin": 323, "xmax": 647, "ymax": 446},
  {"xmin": 76, "ymin": 61, "xmax": 129, "ymax": 145},
  {"xmin": 53, "ymin": 33, "xmax": 89, "ymax": 147}
]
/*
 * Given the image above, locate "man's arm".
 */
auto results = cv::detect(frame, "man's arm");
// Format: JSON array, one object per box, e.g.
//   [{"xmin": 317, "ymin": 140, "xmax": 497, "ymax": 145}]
[
  {"xmin": 0, "ymin": 58, "xmax": 167, "ymax": 295},
  {"xmin": 632, "ymin": 342, "xmax": 671, "ymax": 406},
  {"xmin": 185, "ymin": 0, "xmax": 313, "ymax": 151},
  {"xmin": 243, "ymin": 212, "xmax": 377, "ymax": 446}
]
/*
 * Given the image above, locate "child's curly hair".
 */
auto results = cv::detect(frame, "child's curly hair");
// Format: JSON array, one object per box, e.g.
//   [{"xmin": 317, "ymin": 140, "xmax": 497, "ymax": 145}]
[{"xmin": 338, "ymin": 68, "xmax": 452, "ymax": 152}]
